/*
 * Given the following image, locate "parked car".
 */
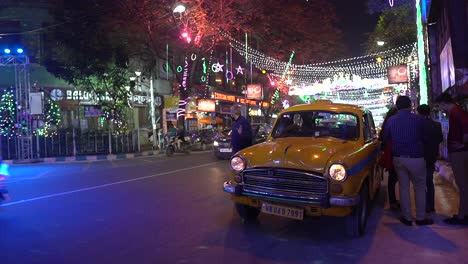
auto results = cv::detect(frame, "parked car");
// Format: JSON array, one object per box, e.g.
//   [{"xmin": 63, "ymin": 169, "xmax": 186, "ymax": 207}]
[
  {"xmin": 213, "ymin": 123, "xmax": 272, "ymax": 159},
  {"xmin": 223, "ymin": 100, "xmax": 383, "ymax": 237}
]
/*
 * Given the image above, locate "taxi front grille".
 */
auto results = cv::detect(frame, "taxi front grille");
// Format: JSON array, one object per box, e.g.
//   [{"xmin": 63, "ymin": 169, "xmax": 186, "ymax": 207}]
[{"xmin": 242, "ymin": 168, "xmax": 328, "ymax": 196}]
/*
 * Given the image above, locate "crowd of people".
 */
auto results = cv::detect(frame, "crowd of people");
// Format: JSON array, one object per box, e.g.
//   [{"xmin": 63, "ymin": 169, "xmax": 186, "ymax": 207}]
[{"xmin": 380, "ymin": 93, "xmax": 468, "ymax": 226}]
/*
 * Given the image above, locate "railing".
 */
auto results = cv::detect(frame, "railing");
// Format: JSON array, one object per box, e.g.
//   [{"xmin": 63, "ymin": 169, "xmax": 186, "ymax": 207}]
[{"xmin": 0, "ymin": 129, "xmax": 146, "ymax": 160}]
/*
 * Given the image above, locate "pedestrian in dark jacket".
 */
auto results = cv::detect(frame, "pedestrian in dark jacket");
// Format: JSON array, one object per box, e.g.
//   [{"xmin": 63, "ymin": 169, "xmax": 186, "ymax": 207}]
[
  {"xmin": 231, "ymin": 105, "xmax": 252, "ymax": 153},
  {"xmin": 379, "ymin": 106, "xmax": 400, "ymax": 210},
  {"xmin": 417, "ymin": 104, "xmax": 443, "ymax": 213},
  {"xmin": 435, "ymin": 92, "xmax": 468, "ymax": 225}
]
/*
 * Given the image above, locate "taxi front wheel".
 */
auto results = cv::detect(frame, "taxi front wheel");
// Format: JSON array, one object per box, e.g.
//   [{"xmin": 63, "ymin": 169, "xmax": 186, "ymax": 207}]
[
  {"xmin": 346, "ymin": 183, "xmax": 369, "ymax": 238},
  {"xmin": 235, "ymin": 203, "xmax": 260, "ymax": 221}
]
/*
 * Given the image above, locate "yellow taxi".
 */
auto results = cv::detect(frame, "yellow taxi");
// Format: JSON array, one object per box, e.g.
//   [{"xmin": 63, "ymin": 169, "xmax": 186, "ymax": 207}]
[{"xmin": 223, "ymin": 100, "xmax": 383, "ymax": 237}]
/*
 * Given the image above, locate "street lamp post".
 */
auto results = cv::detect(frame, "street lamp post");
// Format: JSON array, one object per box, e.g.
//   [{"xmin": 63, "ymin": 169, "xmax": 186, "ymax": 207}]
[
  {"xmin": 132, "ymin": 71, "xmax": 158, "ymax": 151},
  {"xmin": 149, "ymin": 75, "xmax": 157, "ymax": 151},
  {"xmin": 172, "ymin": 3, "xmax": 193, "ymax": 129}
]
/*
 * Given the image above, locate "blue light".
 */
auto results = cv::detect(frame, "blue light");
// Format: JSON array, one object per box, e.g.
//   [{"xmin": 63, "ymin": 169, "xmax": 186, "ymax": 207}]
[
  {"xmin": 4, "ymin": 48, "xmax": 11, "ymax": 54},
  {"xmin": 17, "ymin": 48, "xmax": 24, "ymax": 54}
]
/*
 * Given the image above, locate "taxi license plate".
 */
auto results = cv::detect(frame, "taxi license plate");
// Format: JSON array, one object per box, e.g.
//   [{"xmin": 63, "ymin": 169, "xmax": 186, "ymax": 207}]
[
  {"xmin": 220, "ymin": 148, "xmax": 232, "ymax": 153},
  {"xmin": 261, "ymin": 203, "xmax": 304, "ymax": 220}
]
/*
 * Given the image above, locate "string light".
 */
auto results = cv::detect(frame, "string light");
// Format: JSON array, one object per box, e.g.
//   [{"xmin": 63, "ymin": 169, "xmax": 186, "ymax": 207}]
[
  {"xmin": 0, "ymin": 88, "xmax": 17, "ymax": 139},
  {"xmin": 416, "ymin": 0, "xmax": 428, "ymax": 104},
  {"xmin": 40, "ymin": 99, "xmax": 62, "ymax": 137}
]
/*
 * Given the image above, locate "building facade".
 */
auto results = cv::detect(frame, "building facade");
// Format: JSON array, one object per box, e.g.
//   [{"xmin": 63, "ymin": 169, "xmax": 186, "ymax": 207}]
[{"xmin": 428, "ymin": 0, "xmax": 468, "ymax": 100}]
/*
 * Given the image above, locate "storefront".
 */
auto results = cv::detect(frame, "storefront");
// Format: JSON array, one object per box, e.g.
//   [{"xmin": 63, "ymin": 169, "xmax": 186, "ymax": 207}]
[{"xmin": 211, "ymin": 91, "xmax": 269, "ymax": 127}]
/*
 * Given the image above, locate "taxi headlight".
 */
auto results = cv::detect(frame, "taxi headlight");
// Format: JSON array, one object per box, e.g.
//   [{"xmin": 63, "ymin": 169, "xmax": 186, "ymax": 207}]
[
  {"xmin": 213, "ymin": 141, "xmax": 219, "ymax": 147},
  {"xmin": 230, "ymin": 156, "xmax": 246, "ymax": 172},
  {"xmin": 329, "ymin": 163, "xmax": 347, "ymax": 181}
]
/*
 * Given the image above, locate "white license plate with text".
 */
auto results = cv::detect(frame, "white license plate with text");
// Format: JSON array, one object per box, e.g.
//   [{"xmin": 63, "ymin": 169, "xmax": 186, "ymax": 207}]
[
  {"xmin": 219, "ymin": 148, "xmax": 232, "ymax": 153},
  {"xmin": 261, "ymin": 203, "xmax": 304, "ymax": 220}
]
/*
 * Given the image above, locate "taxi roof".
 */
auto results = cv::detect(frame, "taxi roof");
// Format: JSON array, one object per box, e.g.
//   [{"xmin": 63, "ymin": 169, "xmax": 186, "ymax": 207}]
[{"xmin": 282, "ymin": 100, "xmax": 366, "ymax": 115}]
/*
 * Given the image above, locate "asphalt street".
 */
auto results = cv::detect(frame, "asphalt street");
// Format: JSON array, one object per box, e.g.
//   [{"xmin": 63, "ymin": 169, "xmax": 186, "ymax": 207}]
[{"xmin": 0, "ymin": 152, "xmax": 466, "ymax": 264}]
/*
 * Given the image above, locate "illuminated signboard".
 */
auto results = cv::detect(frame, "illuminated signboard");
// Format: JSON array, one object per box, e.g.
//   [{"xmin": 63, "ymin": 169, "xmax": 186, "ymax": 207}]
[
  {"xmin": 197, "ymin": 99, "xmax": 216, "ymax": 112},
  {"xmin": 387, "ymin": 65, "xmax": 408, "ymax": 84},
  {"xmin": 237, "ymin": 98, "xmax": 257, "ymax": 106},
  {"xmin": 246, "ymin": 84, "xmax": 262, "ymax": 100},
  {"xmin": 211, "ymin": 92, "xmax": 269, "ymax": 108},
  {"xmin": 212, "ymin": 92, "xmax": 236, "ymax": 102}
]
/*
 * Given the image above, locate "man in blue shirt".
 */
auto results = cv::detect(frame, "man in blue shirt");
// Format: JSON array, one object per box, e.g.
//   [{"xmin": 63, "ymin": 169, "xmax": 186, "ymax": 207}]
[
  {"xmin": 231, "ymin": 105, "xmax": 253, "ymax": 154},
  {"xmin": 384, "ymin": 96, "xmax": 432, "ymax": 226}
]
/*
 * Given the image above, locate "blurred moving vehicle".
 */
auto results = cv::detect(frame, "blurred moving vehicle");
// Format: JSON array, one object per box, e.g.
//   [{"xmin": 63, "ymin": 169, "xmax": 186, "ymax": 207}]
[
  {"xmin": 213, "ymin": 123, "xmax": 272, "ymax": 159},
  {"xmin": 223, "ymin": 100, "xmax": 383, "ymax": 237},
  {"xmin": 164, "ymin": 135, "xmax": 192, "ymax": 156},
  {"xmin": 190, "ymin": 127, "xmax": 218, "ymax": 150},
  {"xmin": 0, "ymin": 163, "xmax": 10, "ymax": 203}
]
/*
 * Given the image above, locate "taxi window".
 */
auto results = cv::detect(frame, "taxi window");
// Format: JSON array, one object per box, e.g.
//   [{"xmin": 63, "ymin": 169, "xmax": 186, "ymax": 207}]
[
  {"xmin": 363, "ymin": 112, "xmax": 376, "ymax": 141},
  {"xmin": 272, "ymin": 111, "xmax": 359, "ymax": 140}
]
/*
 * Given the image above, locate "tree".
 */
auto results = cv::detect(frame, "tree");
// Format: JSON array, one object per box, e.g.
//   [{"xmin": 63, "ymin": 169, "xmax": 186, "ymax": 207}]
[
  {"xmin": 365, "ymin": 1, "xmax": 416, "ymax": 53},
  {"xmin": 43, "ymin": 0, "xmax": 131, "ymax": 110},
  {"xmin": 367, "ymin": 0, "xmax": 413, "ymax": 14},
  {"xmin": 252, "ymin": 0, "xmax": 345, "ymax": 64},
  {"xmin": 0, "ymin": 89, "xmax": 17, "ymax": 139},
  {"xmin": 42, "ymin": 99, "xmax": 61, "ymax": 136}
]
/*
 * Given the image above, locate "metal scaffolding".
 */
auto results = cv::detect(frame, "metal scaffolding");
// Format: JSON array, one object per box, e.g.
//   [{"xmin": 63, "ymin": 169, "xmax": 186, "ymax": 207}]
[{"xmin": 0, "ymin": 55, "xmax": 33, "ymax": 160}]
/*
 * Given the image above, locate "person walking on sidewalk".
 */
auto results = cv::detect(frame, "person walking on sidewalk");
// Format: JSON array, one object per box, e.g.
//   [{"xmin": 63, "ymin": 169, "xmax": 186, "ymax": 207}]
[
  {"xmin": 379, "ymin": 106, "xmax": 400, "ymax": 210},
  {"xmin": 230, "ymin": 105, "xmax": 253, "ymax": 154},
  {"xmin": 435, "ymin": 92, "xmax": 468, "ymax": 225},
  {"xmin": 417, "ymin": 104, "xmax": 443, "ymax": 214},
  {"xmin": 384, "ymin": 96, "xmax": 432, "ymax": 226}
]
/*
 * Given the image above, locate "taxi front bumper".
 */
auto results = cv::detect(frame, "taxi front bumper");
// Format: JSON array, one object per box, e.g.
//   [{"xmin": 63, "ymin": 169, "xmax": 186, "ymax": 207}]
[{"xmin": 223, "ymin": 181, "xmax": 360, "ymax": 207}]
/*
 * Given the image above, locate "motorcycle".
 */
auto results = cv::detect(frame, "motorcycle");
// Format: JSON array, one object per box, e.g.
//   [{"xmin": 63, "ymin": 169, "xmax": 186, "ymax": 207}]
[
  {"xmin": 165, "ymin": 136, "xmax": 192, "ymax": 157},
  {"xmin": 0, "ymin": 163, "xmax": 10, "ymax": 203}
]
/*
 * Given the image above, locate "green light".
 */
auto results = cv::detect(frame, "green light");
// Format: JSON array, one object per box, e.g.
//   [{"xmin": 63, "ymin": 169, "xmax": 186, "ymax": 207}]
[
  {"xmin": 416, "ymin": 0, "xmax": 428, "ymax": 104},
  {"xmin": 202, "ymin": 58, "xmax": 207, "ymax": 74}
]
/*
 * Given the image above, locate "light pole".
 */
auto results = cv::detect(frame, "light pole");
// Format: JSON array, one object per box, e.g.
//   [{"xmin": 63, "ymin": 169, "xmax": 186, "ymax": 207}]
[
  {"xmin": 172, "ymin": 3, "xmax": 193, "ymax": 129},
  {"xmin": 132, "ymin": 71, "xmax": 157, "ymax": 151}
]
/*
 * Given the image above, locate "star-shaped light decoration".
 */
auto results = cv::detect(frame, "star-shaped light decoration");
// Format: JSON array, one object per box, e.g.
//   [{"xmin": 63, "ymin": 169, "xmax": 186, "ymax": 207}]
[
  {"xmin": 212, "ymin": 62, "xmax": 224, "ymax": 73},
  {"xmin": 236, "ymin": 65, "xmax": 244, "ymax": 75}
]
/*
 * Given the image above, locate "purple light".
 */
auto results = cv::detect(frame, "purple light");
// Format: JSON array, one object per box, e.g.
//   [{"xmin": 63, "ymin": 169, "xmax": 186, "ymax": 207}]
[{"xmin": 389, "ymin": 0, "xmax": 394, "ymax": 7}]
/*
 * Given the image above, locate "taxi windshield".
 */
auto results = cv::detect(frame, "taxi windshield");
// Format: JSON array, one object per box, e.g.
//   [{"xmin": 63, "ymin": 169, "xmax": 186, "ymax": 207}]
[{"xmin": 271, "ymin": 110, "xmax": 359, "ymax": 140}]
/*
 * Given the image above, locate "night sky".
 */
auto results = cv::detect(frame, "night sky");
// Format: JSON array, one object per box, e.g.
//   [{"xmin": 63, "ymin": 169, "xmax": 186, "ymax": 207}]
[{"xmin": 331, "ymin": 0, "xmax": 379, "ymax": 57}]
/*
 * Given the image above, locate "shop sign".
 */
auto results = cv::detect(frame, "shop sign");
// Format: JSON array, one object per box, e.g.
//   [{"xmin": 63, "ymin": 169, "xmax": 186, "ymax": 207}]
[
  {"xmin": 237, "ymin": 98, "xmax": 257, "ymax": 106},
  {"xmin": 197, "ymin": 99, "xmax": 216, "ymax": 112},
  {"xmin": 387, "ymin": 65, "xmax": 408, "ymax": 84},
  {"xmin": 154, "ymin": 95, "xmax": 164, "ymax": 108},
  {"xmin": 164, "ymin": 97, "xmax": 180, "ymax": 108},
  {"xmin": 64, "ymin": 89, "xmax": 156, "ymax": 107},
  {"xmin": 166, "ymin": 112, "xmax": 177, "ymax": 121},
  {"xmin": 246, "ymin": 84, "xmax": 262, "ymax": 100},
  {"xmin": 212, "ymin": 92, "xmax": 236, "ymax": 102}
]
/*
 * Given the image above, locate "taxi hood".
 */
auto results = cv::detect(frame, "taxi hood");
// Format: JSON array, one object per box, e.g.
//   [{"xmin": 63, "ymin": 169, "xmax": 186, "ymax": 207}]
[{"xmin": 239, "ymin": 138, "xmax": 357, "ymax": 174}]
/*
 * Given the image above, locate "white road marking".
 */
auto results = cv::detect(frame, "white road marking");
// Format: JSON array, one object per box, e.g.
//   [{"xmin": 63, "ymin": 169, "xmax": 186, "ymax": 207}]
[{"xmin": 1, "ymin": 161, "xmax": 223, "ymax": 207}]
